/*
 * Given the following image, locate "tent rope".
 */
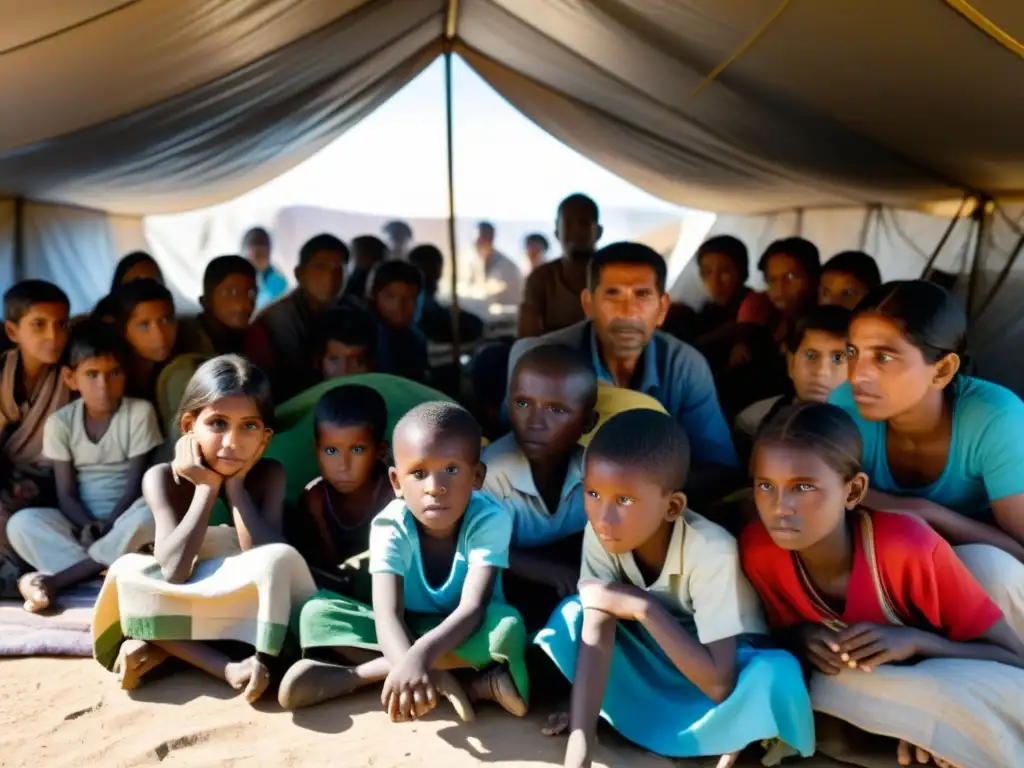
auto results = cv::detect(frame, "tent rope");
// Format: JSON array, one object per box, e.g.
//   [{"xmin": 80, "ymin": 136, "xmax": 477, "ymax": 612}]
[
  {"xmin": 691, "ymin": 0, "xmax": 793, "ymax": 97},
  {"xmin": 940, "ymin": 0, "xmax": 1024, "ymax": 58}
]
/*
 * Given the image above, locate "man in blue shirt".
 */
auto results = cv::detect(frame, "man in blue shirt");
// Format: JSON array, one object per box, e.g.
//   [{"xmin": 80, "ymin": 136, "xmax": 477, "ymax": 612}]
[
  {"xmin": 243, "ymin": 227, "xmax": 288, "ymax": 311},
  {"xmin": 509, "ymin": 242, "xmax": 738, "ymax": 495}
]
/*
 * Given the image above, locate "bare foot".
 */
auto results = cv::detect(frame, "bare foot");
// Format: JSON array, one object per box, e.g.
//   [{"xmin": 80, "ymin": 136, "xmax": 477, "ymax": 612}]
[
  {"xmin": 225, "ymin": 656, "xmax": 271, "ymax": 703},
  {"xmin": 434, "ymin": 670, "xmax": 475, "ymax": 723},
  {"xmin": 897, "ymin": 740, "xmax": 958, "ymax": 767},
  {"xmin": 18, "ymin": 572, "xmax": 52, "ymax": 613},
  {"xmin": 761, "ymin": 738, "xmax": 798, "ymax": 766},
  {"xmin": 114, "ymin": 639, "xmax": 168, "ymax": 690},
  {"xmin": 278, "ymin": 659, "xmax": 360, "ymax": 710},
  {"xmin": 712, "ymin": 752, "xmax": 741, "ymax": 768},
  {"xmin": 467, "ymin": 665, "xmax": 527, "ymax": 717},
  {"xmin": 542, "ymin": 709, "xmax": 570, "ymax": 737}
]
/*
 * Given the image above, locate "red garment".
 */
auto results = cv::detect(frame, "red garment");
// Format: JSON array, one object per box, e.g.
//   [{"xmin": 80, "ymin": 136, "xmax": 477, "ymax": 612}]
[
  {"xmin": 740, "ymin": 509, "xmax": 1002, "ymax": 642},
  {"xmin": 244, "ymin": 320, "xmax": 275, "ymax": 374},
  {"xmin": 736, "ymin": 291, "xmax": 777, "ymax": 326}
]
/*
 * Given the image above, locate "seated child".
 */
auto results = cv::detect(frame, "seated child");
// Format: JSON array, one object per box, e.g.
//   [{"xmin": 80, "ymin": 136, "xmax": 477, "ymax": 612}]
[
  {"xmin": 537, "ymin": 409, "xmax": 813, "ymax": 768},
  {"xmin": 365, "ymin": 260, "xmax": 430, "ymax": 384},
  {"xmin": 10, "ymin": 323, "xmax": 162, "ymax": 612},
  {"xmin": 741, "ymin": 402, "xmax": 1024, "ymax": 768},
  {"xmin": 315, "ymin": 306, "xmax": 377, "ymax": 381},
  {"xmin": 0, "ymin": 281, "xmax": 72, "ymax": 591},
  {"xmin": 108, "ymin": 278, "xmax": 179, "ymax": 407},
  {"xmin": 91, "ymin": 355, "xmax": 316, "ymax": 703},
  {"xmin": 177, "ymin": 255, "xmax": 257, "ymax": 357},
  {"xmin": 817, "ymin": 251, "xmax": 881, "ymax": 310},
  {"xmin": 111, "ymin": 251, "xmax": 164, "ymax": 289},
  {"xmin": 735, "ymin": 304, "xmax": 851, "ymax": 442},
  {"xmin": 279, "ymin": 402, "xmax": 528, "ymax": 719},
  {"xmin": 407, "ymin": 244, "xmax": 485, "ymax": 345},
  {"xmin": 342, "ymin": 235, "xmax": 389, "ymax": 304},
  {"xmin": 288, "ymin": 385, "xmax": 395, "ymax": 589},
  {"xmin": 482, "ymin": 344, "xmax": 597, "ymax": 630}
]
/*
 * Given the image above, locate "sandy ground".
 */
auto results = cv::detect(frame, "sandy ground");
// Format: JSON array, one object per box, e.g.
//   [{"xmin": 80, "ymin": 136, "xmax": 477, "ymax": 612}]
[{"xmin": 0, "ymin": 657, "xmax": 852, "ymax": 768}]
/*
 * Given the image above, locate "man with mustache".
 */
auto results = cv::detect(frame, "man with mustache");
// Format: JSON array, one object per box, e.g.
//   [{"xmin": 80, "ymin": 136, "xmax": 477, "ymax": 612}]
[{"xmin": 509, "ymin": 242, "xmax": 738, "ymax": 500}]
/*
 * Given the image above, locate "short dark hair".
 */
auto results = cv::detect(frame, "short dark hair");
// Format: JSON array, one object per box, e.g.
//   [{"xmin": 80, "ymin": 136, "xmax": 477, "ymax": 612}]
[
  {"xmin": 366, "ymin": 259, "xmax": 424, "ymax": 300},
  {"xmin": 558, "ymin": 194, "xmax": 599, "ymax": 223},
  {"xmin": 821, "ymin": 251, "xmax": 882, "ymax": 293},
  {"xmin": 177, "ymin": 354, "xmax": 274, "ymax": 428},
  {"xmin": 585, "ymin": 409, "xmax": 690, "ymax": 492},
  {"xmin": 393, "ymin": 401, "xmax": 481, "ymax": 463},
  {"xmin": 757, "ymin": 237, "xmax": 821, "ymax": 279},
  {"xmin": 109, "ymin": 278, "xmax": 175, "ymax": 331},
  {"xmin": 203, "ymin": 255, "xmax": 256, "ymax": 297},
  {"xmin": 478, "ymin": 221, "xmax": 495, "ymax": 238},
  {"xmin": 407, "ymin": 245, "xmax": 444, "ymax": 288},
  {"xmin": 785, "ymin": 304, "xmax": 852, "ymax": 353},
  {"xmin": 587, "ymin": 241, "xmax": 667, "ymax": 293},
  {"xmin": 316, "ymin": 307, "xmax": 378, "ymax": 358},
  {"xmin": 512, "ymin": 344, "xmax": 598, "ymax": 412},
  {"xmin": 756, "ymin": 402, "xmax": 863, "ymax": 481},
  {"xmin": 242, "ymin": 227, "xmax": 271, "ymax": 249},
  {"xmin": 299, "ymin": 234, "xmax": 349, "ymax": 268},
  {"xmin": 697, "ymin": 235, "xmax": 749, "ymax": 284},
  {"xmin": 66, "ymin": 321, "xmax": 128, "ymax": 369},
  {"xmin": 314, "ymin": 384, "xmax": 388, "ymax": 444},
  {"xmin": 351, "ymin": 235, "xmax": 390, "ymax": 266},
  {"xmin": 383, "ymin": 220, "xmax": 413, "ymax": 243},
  {"xmin": 525, "ymin": 233, "xmax": 549, "ymax": 251},
  {"xmin": 3, "ymin": 280, "xmax": 70, "ymax": 324},
  {"xmin": 112, "ymin": 251, "xmax": 163, "ymax": 291}
]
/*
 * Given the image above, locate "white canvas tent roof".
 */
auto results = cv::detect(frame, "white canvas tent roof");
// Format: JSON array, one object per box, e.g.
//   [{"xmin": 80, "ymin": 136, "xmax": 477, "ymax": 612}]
[{"xmin": 1, "ymin": 0, "xmax": 1023, "ymax": 389}]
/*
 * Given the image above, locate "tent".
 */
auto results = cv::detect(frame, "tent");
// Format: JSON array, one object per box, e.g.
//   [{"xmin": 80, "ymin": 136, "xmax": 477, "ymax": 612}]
[{"xmin": 1, "ymin": 1, "xmax": 1022, "ymax": 387}]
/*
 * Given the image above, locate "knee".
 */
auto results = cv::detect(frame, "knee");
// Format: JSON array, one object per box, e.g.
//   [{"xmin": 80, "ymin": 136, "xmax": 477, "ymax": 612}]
[{"xmin": 5, "ymin": 507, "xmax": 43, "ymax": 546}]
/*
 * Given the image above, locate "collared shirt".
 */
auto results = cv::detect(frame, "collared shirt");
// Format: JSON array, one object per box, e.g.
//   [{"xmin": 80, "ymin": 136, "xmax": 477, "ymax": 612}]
[
  {"xmin": 481, "ymin": 432, "xmax": 587, "ymax": 548},
  {"xmin": 580, "ymin": 509, "xmax": 766, "ymax": 644},
  {"xmin": 509, "ymin": 321, "xmax": 738, "ymax": 468}
]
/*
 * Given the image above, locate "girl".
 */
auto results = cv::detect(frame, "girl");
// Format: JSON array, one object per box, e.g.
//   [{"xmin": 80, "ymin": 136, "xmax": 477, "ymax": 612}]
[
  {"xmin": 742, "ymin": 402, "xmax": 1024, "ymax": 768},
  {"xmin": 91, "ymin": 355, "xmax": 316, "ymax": 703},
  {"xmin": 538, "ymin": 409, "xmax": 813, "ymax": 768},
  {"xmin": 831, "ymin": 280, "xmax": 1024, "ymax": 630},
  {"xmin": 109, "ymin": 278, "xmax": 179, "ymax": 408},
  {"xmin": 111, "ymin": 251, "xmax": 164, "ymax": 290},
  {"xmin": 817, "ymin": 251, "xmax": 881, "ymax": 310}
]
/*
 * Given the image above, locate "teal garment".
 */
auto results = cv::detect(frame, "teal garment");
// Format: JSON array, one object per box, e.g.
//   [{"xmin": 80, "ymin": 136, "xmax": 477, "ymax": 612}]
[
  {"xmin": 255, "ymin": 265, "xmax": 288, "ymax": 311},
  {"xmin": 830, "ymin": 377, "xmax": 1024, "ymax": 517},
  {"xmin": 263, "ymin": 373, "xmax": 453, "ymax": 503},
  {"xmin": 369, "ymin": 493, "xmax": 512, "ymax": 613}
]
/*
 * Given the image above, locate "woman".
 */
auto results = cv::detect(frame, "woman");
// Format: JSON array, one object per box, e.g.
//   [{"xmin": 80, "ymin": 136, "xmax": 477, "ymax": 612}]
[{"xmin": 831, "ymin": 280, "xmax": 1024, "ymax": 634}]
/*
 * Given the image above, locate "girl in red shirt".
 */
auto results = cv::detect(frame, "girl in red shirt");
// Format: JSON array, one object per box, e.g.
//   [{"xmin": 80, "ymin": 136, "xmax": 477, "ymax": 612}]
[{"xmin": 740, "ymin": 402, "xmax": 1024, "ymax": 768}]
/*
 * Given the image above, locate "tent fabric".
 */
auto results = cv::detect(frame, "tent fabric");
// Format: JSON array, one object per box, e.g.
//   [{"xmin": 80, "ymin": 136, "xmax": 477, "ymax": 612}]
[{"xmin": 1, "ymin": 0, "xmax": 1023, "ymax": 216}]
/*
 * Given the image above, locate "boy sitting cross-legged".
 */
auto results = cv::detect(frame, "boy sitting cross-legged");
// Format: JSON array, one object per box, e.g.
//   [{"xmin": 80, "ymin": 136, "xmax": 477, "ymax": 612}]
[{"xmin": 10, "ymin": 321, "xmax": 163, "ymax": 612}]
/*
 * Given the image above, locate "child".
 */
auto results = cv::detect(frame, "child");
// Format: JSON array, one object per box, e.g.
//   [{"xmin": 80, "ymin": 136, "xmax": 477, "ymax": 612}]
[
  {"xmin": 407, "ymin": 244, "xmax": 485, "ymax": 345},
  {"xmin": 482, "ymin": 344, "xmax": 597, "ymax": 630},
  {"xmin": 537, "ymin": 409, "xmax": 813, "ymax": 768},
  {"xmin": 279, "ymin": 402, "xmax": 529, "ymax": 718},
  {"xmin": 735, "ymin": 304, "xmax": 851, "ymax": 441},
  {"xmin": 0, "ymin": 281, "xmax": 71, "ymax": 591},
  {"xmin": 111, "ymin": 251, "xmax": 164, "ymax": 290},
  {"xmin": 91, "ymin": 355, "xmax": 316, "ymax": 703},
  {"xmin": 288, "ymin": 385, "xmax": 395, "ymax": 586},
  {"xmin": 365, "ymin": 259, "xmax": 430, "ymax": 384},
  {"xmin": 177, "ymin": 255, "xmax": 257, "ymax": 357},
  {"xmin": 315, "ymin": 306, "xmax": 377, "ymax": 381},
  {"xmin": 741, "ymin": 402, "xmax": 1024, "ymax": 768},
  {"xmin": 109, "ymin": 278, "xmax": 179, "ymax": 406},
  {"xmin": 817, "ymin": 251, "xmax": 881, "ymax": 310},
  {"xmin": 10, "ymin": 323, "xmax": 162, "ymax": 612}
]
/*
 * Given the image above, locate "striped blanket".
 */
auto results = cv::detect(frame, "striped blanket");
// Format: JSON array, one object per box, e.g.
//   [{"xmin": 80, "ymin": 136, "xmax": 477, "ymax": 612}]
[{"xmin": 92, "ymin": 526, "xmax": 316, "ymax": 670}]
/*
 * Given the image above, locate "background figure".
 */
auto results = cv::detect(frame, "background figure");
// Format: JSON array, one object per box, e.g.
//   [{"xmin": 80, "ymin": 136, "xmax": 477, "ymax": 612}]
[
  {"xmin": 344, "ymin": 236, "xmax": 390, "ymax": 304},
  {"xmin": 382, "ymin": 221, "xmax": 413, "ymax": 261},
  {"xmin": 524, "ymin": 234, "xmax": 549, "ymax": 272},
  {"xmin": 467, "ymin": 222, "xmax": 523, "ymax": 308},
  {"xmin": 243, "ymin": 228, "xmax": 288, "ymax": 311},
  {"xmin": 407, "ymin": 245, "xmax": 484, "ymax": 346}
]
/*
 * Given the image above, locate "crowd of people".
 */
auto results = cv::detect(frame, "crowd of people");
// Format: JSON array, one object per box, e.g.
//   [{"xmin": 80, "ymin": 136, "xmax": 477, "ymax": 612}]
[{"xmin": 1, "ymin": 192, "xmax": 1023, "ymax": 768}]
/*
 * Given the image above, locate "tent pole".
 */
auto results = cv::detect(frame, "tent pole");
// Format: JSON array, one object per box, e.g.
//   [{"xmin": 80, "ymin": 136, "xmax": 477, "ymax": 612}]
[
  {"xmin": 443, "ymin": 43, "xmax": 461, "ymax": 377},
  {"xmin": 920, "ymin": 195, "xmax": 971, "ymax": 280},
  {"xmin": 965, "ymin": 199, "xmax": 990, "ymax": 321},
  {"xmin": 12, "ymin": 197, "xmax": 25, "ymax": 284},
  {"xmin": 975, "ymin": 231, "xmax": 1024, "ymax": 321}
]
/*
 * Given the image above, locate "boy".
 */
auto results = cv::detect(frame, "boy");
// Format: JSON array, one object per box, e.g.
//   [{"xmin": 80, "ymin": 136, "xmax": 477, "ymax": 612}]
[
  {"xmin": 10, "ymin": 322, "xmax": 162, "ymax": 612},
  {"xmin": 482, "ymin": 344, "xmax": 597, "ymax": 630},
  {"xmin": 537, "ymin": 410, "xmax": 812, "ymax": 768},
  {"xmin": 735, "ymin": 304, "xmax": 851, "ymax": 442},
  {"xmin": 280, "ymin": 402, "xmax": 528, "ymax": 718},
  {"xmin": 315, "ymin": 306, "xmax": 377, "ymax": 382},
  {"xmin": 818, "ymin": 250, "xmax": 882, "ymax": 310},
  {"xmin": 243, "ymin": 227, "xmax": 288, "ymax": 311},
  {"xmin": 177, "ymin": 255, "xmax": 257, "ymax": 357},
  {"xmin": 366, "ymin": 260, "xmax": 429, "ymax": 384},
  {"xmin": 0, "ymin": 280, "xmax": 72, "ymax": 587}
]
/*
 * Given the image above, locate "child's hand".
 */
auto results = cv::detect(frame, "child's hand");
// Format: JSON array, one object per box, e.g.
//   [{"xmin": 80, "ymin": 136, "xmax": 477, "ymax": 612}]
[
  {"xmin": 796, "ymin": 624, "xmax": 843, "ymax": 675},
  {"xmin": 578, "ymin": 579, "xmax": 651, "ymax": 621},
  {"xmin": 172, "ymin": 436, "xmax": 222, "ymax": 489},
  {"xmin": 834, "ymin": 623, "xmax": 921, "ymax": 672},
  {"xmin": 381, "ymin": 651, "xmax": 438, "ymax": 722}
]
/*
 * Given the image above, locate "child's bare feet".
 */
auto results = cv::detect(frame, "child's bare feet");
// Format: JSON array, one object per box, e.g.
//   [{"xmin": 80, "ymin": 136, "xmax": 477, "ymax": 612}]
[
  {"xmin": 543, "ymin": 709, "xmax": 570, "ymax": 736},
  {"xmin": 114, "ymin": 639, "xmax": 168, "ymax": 690},
  {"xmin": 897, "ymin": 740, "xmax": 957, "ymax": 767},
  {"xmin": 710, "ymin": 752, "xmax": 741, "ymax": 768},
  {"xmin": 466, "ymin": 665, "xmax": 527, "ymax": 717},
  {"xmin": 278, "ymin": 659, "xmax": 360, "ymax": 710},
  {"xmin": 382, "ymin": 670, "xmax": 475, "ymax": 723},
  {"xmin": 18, "ymin": 572, "xmax": 52, "ymax": 613},
  {"xmin": 225, "ymin": 656, "xmax": 271, "ymax": 703}
]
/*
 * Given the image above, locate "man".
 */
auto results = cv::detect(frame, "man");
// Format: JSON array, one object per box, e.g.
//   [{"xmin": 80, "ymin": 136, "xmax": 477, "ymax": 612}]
[
  {"xmin": 242, "ymin": 227, "xmax": 288, "ymax": 311},
  {"xmin": 509, "ymin": 242, "xmax": 738, "ymax": 497},
  {"xmin": 246, "ymin": 233, "xmax": 348, "ymax": 403},
  {"xmin": 518, "ymin": 194, "xmax": 601, "ymax": 338},
  {"xmin": 524, "ymin": 233, "xmax": 549, "ymax": 272},
  {"xmin": 467, "ymin": 221, "xmax": 523, "ymax": 307},
  {"xmin": 382, "ymin": 220, "xmax": 414, "ymax": 261}
]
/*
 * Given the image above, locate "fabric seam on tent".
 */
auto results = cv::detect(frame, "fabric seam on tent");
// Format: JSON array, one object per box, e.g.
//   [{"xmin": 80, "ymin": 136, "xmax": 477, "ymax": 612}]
[
  {"xmin": 0, "ymin": 1, "xmax": 142, "ymax": 56},
  {"xmin": 941, "ymin": 0, "xmax": 1024, "ymax": 58}
]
